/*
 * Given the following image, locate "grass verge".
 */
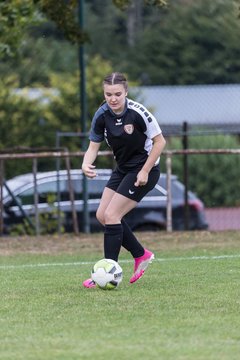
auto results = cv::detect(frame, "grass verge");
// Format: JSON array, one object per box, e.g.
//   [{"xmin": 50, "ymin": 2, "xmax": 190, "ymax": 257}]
[{"xmin": 0, "ymin": 231, "xmax": 240, "ymax": 360}]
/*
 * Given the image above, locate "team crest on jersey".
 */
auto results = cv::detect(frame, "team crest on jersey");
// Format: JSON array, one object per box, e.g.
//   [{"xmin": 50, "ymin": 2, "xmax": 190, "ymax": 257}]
[{"xmin": 124, "ymin": 124, "xmax": 134, "ymax": 134}]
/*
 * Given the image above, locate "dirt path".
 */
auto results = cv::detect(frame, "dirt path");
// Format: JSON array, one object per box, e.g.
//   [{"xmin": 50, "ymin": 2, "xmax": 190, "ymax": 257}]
[{"xmin": 1, "ymin": 231, "xmax": 240, "ymax": 256}]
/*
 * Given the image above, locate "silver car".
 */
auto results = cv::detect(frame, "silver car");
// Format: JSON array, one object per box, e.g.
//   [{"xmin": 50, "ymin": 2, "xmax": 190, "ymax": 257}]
[{"xmin": 2, "ymin": 169, "xmax": 208, "ymax": 234}]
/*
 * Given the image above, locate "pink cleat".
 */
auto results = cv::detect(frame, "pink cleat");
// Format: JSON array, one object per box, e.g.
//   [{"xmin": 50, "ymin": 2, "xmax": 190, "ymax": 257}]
[
  {"xmin": 83, "ymin": 278, "xmax": 96, "ymax": 288},
  {"xmin": 130, "ymin": 249, "xmax": 155, "ymax": 284}
]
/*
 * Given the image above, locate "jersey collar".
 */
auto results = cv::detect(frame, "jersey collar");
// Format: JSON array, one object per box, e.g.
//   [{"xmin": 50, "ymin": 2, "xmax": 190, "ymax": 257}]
[{"xmin": 107, "ymin": 98, "xmax": 128, "ymax": 117}]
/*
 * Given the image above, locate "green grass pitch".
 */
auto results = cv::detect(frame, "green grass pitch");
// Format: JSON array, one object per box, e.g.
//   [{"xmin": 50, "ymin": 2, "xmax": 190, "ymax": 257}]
[{"xmin": 0, "ymin": 231, "xmax": 240, "ymax": 360}]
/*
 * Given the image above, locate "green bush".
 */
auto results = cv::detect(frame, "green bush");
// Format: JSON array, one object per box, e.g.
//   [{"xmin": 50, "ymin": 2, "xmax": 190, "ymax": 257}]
[
  {"xmin": 9, "ymin": 193, "xmax": 65, "ymax": 236},
  {"xmin": 166, "ymin": 134, "xmax": 240, "ymax": 207}
]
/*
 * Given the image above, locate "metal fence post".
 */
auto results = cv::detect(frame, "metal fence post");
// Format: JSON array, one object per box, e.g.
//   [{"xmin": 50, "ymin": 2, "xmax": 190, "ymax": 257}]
[
  {"xmin": 0, "ymin": 159, "xmax": 4, "ymax": 235},
  {"xmin": 182, "ymin": 121, "xmax": 189, "ymax": 230},
  {"xmin": 65, "ymin": 153, "xmax": 79, "ymax": 235},
  {"xmin": 33, "ymin": 158, "xmax": 40, "ymax": 236},
  {"xmin": 166, "ymin": 153, "xmax": 172, "ymax": 232}
]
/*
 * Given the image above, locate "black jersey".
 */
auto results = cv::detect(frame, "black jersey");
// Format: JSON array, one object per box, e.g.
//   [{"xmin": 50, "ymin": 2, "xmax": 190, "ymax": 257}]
[{"xmin": 89, "ymin": 98, "xmax": 162, "ymax": 172}]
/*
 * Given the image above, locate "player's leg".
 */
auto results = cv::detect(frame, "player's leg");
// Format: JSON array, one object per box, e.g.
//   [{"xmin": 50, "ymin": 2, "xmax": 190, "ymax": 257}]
[
  {"xmin": 96, "ymin": 187, "xmax": 146, "ymax": 257},
  {"xmin": 96, "ymin": 186, "xmax": 116, "ymax": 226},
  {"xmin": 96, "ymin": 186, "xmax": 140, "ymax": 261},
  {"xmin": 114, "ymin": 166, "xmax": 160, "ymax": 283},
  {"xmin": 83, "ymin": 187, "xmax": 116, "ymax": 288},
  {"xmin": 83, "ymin": 167, "xmax": 159, "ymax": 287},
  {"xmin": 83, "ymin": 190, "xmax": 136, "ymax": 289},
  {"xmin": 103, "ymin": 193, "xmax": 155, "ymax": 283},
  {"xmin": 103, "ymin": 192, "xmax": 137, "ymax": 261},
  {"xmin": 96, "ymin": 187, "xmax": 145, "ymax": 258},
  {"xmin": 121, "ymin": 218, "xmax": 144, "ymax": 258}
]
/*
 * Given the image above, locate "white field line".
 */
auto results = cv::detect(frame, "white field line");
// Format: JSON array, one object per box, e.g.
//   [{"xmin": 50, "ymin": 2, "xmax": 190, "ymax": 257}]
[{"xmin": 0, "ymin": 254, "xmax": 240, "ymax": 270}]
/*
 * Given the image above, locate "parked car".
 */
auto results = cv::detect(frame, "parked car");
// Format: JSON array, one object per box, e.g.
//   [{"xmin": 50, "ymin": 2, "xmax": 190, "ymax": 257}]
[{"xmin": 2, "ymin": 169, "xmax": 208, "ymax": 234}]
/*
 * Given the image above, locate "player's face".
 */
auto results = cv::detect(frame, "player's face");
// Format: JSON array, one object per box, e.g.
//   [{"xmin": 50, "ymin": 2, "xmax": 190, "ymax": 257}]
[{"xmin": 103, "ymin": 84, "xmax": 127, "ymax": 114}]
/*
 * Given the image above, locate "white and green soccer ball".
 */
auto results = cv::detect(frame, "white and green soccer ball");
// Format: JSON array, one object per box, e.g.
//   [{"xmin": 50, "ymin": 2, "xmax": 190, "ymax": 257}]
[{"xmin": 91, "ymin": 259, "xmax": 123, "ymax": 290}]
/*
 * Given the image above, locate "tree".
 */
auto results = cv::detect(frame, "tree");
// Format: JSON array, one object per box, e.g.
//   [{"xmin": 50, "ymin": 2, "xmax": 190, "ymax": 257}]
[
  {"xmin": 0, "ymin": 55, "xmax": 114, "ymax": 177},
  {"xmin": 0, "ymin": 0, "xmax": 90, "ymax": 59},
  {"xmin": 0, "ymin": 0, "xmax": 168, "ymax": 60},
  {"xmin": 0, "ymin": 0, "xmax": 36, "ymax": 57},
  {"xmin": 126, "ymin": 0, "xmax": 240, "ymax": 84},
  {"xmin": 0, "ymin": 34, "xmax": 79, "ymax": 87}
]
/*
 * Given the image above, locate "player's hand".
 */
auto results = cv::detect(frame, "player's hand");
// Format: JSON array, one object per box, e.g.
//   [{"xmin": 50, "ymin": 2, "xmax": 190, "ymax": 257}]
[
  {"xmin": 134, "ymin": 169, "xmax": 149, "ymax": 187},
  {"xmin": 82, "ymin": 164, "xmax": 97, "ymax": 178}
]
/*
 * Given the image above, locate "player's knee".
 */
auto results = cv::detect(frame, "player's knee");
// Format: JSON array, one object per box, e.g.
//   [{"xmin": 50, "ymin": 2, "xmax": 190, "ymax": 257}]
[{"xmin": 104, "ymin": 208, "xmax": 120, "ymax": 224}]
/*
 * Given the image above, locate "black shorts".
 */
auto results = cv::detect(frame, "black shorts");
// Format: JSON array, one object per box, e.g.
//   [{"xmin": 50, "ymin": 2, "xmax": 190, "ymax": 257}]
[{"xmin": 106, "ymin": 166, "xmax": 160, "ymax": 202}]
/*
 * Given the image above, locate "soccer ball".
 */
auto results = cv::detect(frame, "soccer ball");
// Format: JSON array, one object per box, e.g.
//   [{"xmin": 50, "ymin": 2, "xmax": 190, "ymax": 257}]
[{"xmin": 91, "ymin": 259, "xmax": 123, "ymax": 290}]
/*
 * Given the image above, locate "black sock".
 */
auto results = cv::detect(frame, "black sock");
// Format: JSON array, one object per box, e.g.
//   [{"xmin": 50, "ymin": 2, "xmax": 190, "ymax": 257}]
[
  {"xmin": 121, "ymin": 219, "xmax": 144, "ymax": 258},
  {"xmin": 104, "ymin": 224, "xmax": 123, "ymax": 261}
]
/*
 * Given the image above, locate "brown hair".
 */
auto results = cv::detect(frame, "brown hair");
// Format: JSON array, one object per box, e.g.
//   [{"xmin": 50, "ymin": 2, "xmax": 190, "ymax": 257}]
[{"xmin": 103, "ymin": 72, "xmax": 128, "ymax": 91}]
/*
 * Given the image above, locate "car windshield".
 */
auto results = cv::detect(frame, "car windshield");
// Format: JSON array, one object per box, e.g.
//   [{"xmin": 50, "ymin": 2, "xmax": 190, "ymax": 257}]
[{"xmin": 4, "ymin": 177, "xmax": 109, "ymax": 206}]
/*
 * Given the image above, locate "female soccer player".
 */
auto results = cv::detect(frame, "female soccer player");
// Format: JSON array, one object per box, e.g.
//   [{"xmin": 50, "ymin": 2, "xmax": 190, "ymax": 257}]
[{"xmin": 82, "ymin": 72, "xmax": 166, "ymax": 288}]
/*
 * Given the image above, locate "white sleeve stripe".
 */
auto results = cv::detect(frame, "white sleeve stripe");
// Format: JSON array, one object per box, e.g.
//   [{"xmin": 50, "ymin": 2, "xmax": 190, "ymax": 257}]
[{"xmin": 128, "ymin": 99, "xmax": 162, "ymax": 138}]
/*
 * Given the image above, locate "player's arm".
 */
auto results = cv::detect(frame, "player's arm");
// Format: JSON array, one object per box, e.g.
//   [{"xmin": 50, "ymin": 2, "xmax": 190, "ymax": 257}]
[
  {"xmin": 82, "ymin": 141, "xmax": 101, "ymax": 178},
  {"xmin": 135, "ymin": 134, "xmax": 166, "ymax": 186},
  {"xmin": 142, "ymin": 133, "xmax": 166, "ymax": 173}
]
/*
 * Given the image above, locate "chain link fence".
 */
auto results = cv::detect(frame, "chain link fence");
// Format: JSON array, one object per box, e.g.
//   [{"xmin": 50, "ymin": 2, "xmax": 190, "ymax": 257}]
[
  {"xmin": 0, "ymin": 148, "xmax": 240, "ymax": 235},
  {"xmin": 132, "ymin": 84, "xmax": 240, "ymax": 136},
  {"xmin": 132, "ymin": 84, "xmax": 240, "ymax": 231},
  {"xmin": 0, "ymin": 85, "xmax": 240, "ymax": 234}
]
